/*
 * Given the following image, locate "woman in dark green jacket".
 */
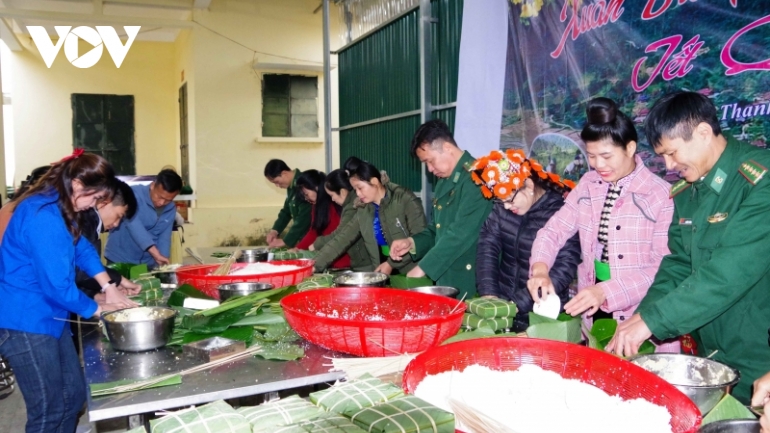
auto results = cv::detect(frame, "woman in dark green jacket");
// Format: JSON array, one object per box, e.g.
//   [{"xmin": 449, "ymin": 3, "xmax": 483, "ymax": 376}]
[
  {"xmin": 311, "ymin": 168, "xmax": 369, "ymax": 271},
  {"xmin": 311, "ymin": 159, "xmax": 426, "ymax": 273}
]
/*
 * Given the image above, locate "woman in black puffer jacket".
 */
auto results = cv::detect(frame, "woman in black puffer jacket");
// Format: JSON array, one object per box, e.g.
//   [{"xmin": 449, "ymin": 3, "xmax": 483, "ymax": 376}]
[{"xmin": 471, "ymin": 149, "xmax": 581, "ymax": 332}]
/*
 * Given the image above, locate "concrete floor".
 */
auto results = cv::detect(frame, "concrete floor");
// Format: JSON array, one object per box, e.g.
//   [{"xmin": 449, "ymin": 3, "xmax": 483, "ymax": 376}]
[
  {"xmin": 0, "ymin": 387, "xmax": 27, "ymax": 433},
  {"xmin": 0, "ymin": 387, "xmax": 129, "ymax": 433}
]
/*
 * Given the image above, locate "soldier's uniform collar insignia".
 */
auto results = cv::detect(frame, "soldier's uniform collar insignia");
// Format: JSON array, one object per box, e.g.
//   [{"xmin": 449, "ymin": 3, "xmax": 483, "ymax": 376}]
[
  {"xmin": 670, "ymin": 179, "xmax": 691, "ymax": 198},
  {"xmin": 709, "ymin": 168, "xmax": 727, "ymax": 194}
]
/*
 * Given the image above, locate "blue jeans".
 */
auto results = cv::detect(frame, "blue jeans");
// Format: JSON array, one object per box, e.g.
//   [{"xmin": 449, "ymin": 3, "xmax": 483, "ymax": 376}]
[{"xmin": 0, "ymin": 328, "xmax": 86, "ymax": 433}]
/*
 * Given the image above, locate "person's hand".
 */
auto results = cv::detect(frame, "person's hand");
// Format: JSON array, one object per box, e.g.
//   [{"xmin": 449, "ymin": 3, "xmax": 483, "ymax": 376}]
[
  {"xmin": 564, "ymin": 285, "xmax": 606, "ymax": 317},
  {"xmin": 308, "ymin": 244, "xmax": 315, "ymax": 252},
  {"xmin": 389, "ymin": 238, "xmax": 414, "ymax": 261},
  {"xmin": 605, "ymin": 314, "xmax": 652, "ymax": 357},
  {"xmin": 93, "ymin": 302, "xmax": 127, "ymax": 318},
  {"xmin": 527, "ymin": 263, "xmax": 554, "ymax": 303},
  {"xmin": 751, "ymin": 371, "xmax": 770, "ymax": 407},
  {"xmin": 374, "ymin": 261, "xmax": 393, "ymax": 275},
  {"xmin": 266, "ymin": 229, "xmax": 279, "ymax": 244},
  {"xmin": 761, "ymin": 401, "xmax": 770, "ymax": 433},
  {"xmin": 147, "ymin": 245, "xmax": 170, "ymax": 266},
  {"xmin": 104, "ymin": 284, "xmax": 139, "ymax": 309},
  {"xmin": 269, "ymin": 238, "xmax": 286, "ymax": 248},
  {"xmin": 119, "ymin": 278, "xmax": 142, "ymax": 296},
  {"xmin": 94, "ymin": 293, "xmax": 106, "ymax": 303},
  {"xmin": 149, "ymin": 251, "xmax": 170, "ymax": 266},
  {"xmin": 406, "ymin": 266, "xmax": 426, "ymax": 278}
]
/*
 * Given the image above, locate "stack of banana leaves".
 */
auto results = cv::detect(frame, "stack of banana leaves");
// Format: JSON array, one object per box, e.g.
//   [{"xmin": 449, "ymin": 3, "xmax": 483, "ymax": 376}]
[{"xmin": 165, "ymin": 284, "xmax": 305, "ymax": 361}]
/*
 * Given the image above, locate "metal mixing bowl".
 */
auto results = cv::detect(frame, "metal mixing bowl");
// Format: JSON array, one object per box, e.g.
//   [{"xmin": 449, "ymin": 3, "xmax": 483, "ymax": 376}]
[
  {"xmin": 407, "ymin": 286, "xmax": 459, "ymax": 298},
  {"xmin": 333, "ymin": 272, "xmax": 389, "ymax": 287},
  {"xmin": 218, "ymin": 282, "xmax": 274, "ymax": 301},
  {"xmin": 630, "ymin": 353, "xmax": 740, "ymax": 415},
  {"xmin": 236, "ymin": 248, "xmax": 270, "ymax": 263},
  {"xmin": 698, "ymin": 420, "xmax": 760, "ymax": 433},
  {"xmin": 101, "ymin": 306, "xmax": 177, "ymax": 352}
]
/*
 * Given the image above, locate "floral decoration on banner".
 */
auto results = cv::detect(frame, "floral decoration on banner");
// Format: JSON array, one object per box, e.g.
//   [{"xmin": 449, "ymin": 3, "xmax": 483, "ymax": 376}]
[{"xmin": 469, "ymin": 148, "xmax": 576, "ymax": 201}]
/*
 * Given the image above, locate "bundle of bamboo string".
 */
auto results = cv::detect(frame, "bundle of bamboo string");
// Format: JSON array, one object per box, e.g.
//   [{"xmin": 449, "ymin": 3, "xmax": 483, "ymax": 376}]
[
  {"xmin": 211, "ymin": 248, "xmax": 242, "ymax": 276},
  {"xmin": 325, "ymin": 353, "xmax": 418, "ymax": 379},
  {"xmin": 449, "ymin": 398, "xmax": 519, "ymax": 433}
]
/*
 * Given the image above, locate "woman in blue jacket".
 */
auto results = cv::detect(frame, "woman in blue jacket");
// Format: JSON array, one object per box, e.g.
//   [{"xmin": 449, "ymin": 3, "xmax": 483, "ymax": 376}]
[{"xmin": 0, "ymin": 151, "xmax": 136, "ymax": 433}]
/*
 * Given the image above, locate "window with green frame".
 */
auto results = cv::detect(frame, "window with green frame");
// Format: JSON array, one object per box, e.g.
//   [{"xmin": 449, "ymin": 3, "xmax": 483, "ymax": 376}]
[{"xmin": 261, "ymin": 74, "xmax": 319, "ymax": 138}]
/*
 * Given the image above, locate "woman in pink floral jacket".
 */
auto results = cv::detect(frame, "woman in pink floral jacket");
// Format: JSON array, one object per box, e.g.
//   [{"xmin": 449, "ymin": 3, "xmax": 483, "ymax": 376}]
[{"xmin": 527, "ymin": 97, "xmax": 678, "ymax": 351}]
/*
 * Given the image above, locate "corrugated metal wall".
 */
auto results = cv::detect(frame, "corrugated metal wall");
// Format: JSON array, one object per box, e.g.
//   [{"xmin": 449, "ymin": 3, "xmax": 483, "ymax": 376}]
[
  {"xmin": 431, "ymin": 0, "xmax": 462, "ymax": 127},
  {"xmin": 338, "ymin": 0, "xmax": 463, "ymax": 191}
]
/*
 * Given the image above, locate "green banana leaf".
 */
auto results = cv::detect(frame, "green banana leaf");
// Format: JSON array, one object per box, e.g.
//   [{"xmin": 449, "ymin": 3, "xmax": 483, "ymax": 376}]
[
  {"xmin": 168, "ymin": 284, "xmax": 216, "ymax": 308},
  {"xmin": 231, "ymin": 312, "xmax": 286, "ymax": 327},
  {"xmin": 701, "ymin": 394, "xmax": 756, "ymax": 424},
  {"xmin": 256, "ymin": 341, "xmax": 305, "ymax": 361},
  {"xmin": 107, "ymin": 262, "xmax": 134, "ymax": 279},
  {"xmin": 182, "ymin": 325, "xmax": 255, "ymax": 345},
  {"xmin": 590, "ymin": 318, "xmax": 617, "ymax": 341},
  {"xmin": 587, "ymin": 319, "xmax": 655, "ymax": 355},
  {"xmin": 129, "ymin": 264, "xmax": 149, "ymax": 280},
  {"xmin": 90, "ymin": 374, "xmax": 182, "ymax": 397},
  {"xmin": 255, "ymin": 323, "xmax": 300, "ymax": 343},
  {"xmin": 183, "ymin": 304, "xmax": 253, "ymax": 333},
  {"xmin": 442, "ymin": 328, "xmax": 496, "ymax": 345},
  {"xmin": 527, "ymin": 312, "xmax": 582, "ymax": 343},
  {"xmin": 194, "ymin": 286, "xmax": 292, "ymax": 317}
]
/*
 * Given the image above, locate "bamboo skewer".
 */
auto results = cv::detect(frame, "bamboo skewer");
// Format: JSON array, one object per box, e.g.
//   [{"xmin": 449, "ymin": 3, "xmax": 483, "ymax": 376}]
[
  {"xmin": 449, "ymin": 398, "xmax": 520, "ymax": 433},
  {"xmin": 449, "ymin": 292, "xmax": 468, "ymax": 315},
  {"xmin": 91, "ymin": 344, "xmax": 263, "ymax": 396}
]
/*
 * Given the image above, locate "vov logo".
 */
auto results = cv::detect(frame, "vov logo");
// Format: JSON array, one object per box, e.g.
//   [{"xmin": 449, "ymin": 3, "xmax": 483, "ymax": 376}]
[{"xmin": 27, "ymin": 26, "xmax": 141, "ymax": 68}]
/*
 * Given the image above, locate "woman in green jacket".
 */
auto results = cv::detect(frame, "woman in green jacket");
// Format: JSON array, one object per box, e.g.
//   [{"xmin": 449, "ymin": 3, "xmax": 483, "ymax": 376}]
[
  {"xmin": 311, "ymin": 159, "xmax": 427, "ymax": 273},
  {"xmin": 310, "ymin": 168, "xmax": 369, "ymax": 271}
]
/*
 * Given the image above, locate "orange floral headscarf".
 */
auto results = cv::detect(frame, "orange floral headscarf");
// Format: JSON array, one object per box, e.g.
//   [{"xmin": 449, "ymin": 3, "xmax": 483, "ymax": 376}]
[{"xmin": 469, "ymin": 148, "xmax": 575, "ymax": 200}]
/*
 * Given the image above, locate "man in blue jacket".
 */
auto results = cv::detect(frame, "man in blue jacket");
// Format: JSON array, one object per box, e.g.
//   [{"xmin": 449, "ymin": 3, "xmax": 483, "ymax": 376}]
[{"xmin": 105, "ymin": 169, "xmax": 182, "ymax": 268}]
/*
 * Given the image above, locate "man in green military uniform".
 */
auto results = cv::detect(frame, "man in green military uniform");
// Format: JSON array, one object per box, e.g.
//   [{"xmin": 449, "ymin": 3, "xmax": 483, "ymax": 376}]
[
  {"xmin": 390, "ymin": 120, "xmax": 493, "ymax": 298},
  {"xmin": 264, "ymin": 159, "xmax": 311, "ymax": 248},
  {"xmin": 607, "ymin": 91, "xmax": 770, "ymax": 403}
]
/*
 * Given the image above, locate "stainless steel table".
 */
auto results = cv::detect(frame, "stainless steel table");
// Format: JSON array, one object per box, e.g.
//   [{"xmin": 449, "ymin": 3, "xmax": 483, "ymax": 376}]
[{"xmin": 83, "ymin": 325, "xmax": 347, "ymax": 422}]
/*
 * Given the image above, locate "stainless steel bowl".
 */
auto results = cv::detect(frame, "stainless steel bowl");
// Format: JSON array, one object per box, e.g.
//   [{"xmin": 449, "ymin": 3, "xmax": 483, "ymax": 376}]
[
  {"xmin": 101, "ymin": 306, "xmax": 177, "ymax": 352},
  {"xmin": 698, "ymin": 420, "xmax": 760, "ymax": 433},
  {"xmin": 236, "ymin": 248, "xmax": 270, "ymax": 263},
  {"xmin": 407, "ymin": 286, "xmax": 459, "ymax": 298},
  {"xmin": 333, "ymin": 272, "xmax": 389, "ymax": 287},
  {"xmin": 218, "ymin": 282, "xmax": 274, "ymax": 301},
  {"xmin": 630, "ymin": 353, "xmax": 740, "ymax": 415}
]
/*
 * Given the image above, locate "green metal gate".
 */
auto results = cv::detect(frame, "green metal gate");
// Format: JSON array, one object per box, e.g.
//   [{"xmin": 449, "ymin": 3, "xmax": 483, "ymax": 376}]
[{"xmin": 337, "ymin": 0, "xmax": 463, "ymax": 191}]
